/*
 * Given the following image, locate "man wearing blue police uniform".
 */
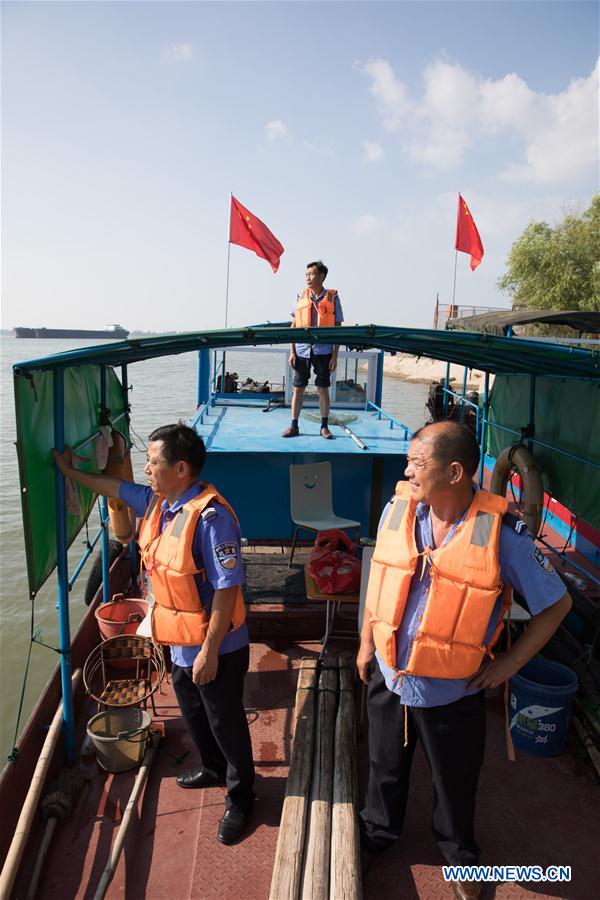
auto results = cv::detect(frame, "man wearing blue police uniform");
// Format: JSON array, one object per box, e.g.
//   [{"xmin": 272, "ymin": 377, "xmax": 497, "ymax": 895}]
[
  {"xmin": 53, "ymin": 423, "xmax": 254, "ymax": 845},
  {"xmin": 357, "ymin": 421, "xmax": 571, "ymax": 899}
]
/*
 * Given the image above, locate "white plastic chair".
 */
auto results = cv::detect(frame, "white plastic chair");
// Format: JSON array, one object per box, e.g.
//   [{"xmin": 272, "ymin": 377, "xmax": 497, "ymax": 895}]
[{"xmin": 289, "ymin": 462, "xmax": 360, "ymax": 566}]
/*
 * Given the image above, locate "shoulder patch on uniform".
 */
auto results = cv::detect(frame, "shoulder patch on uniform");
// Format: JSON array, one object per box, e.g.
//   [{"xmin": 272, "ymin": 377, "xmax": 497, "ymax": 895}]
[
  {"xmin": 201, "ymin": 507, "xmax": 217, "ymax": 521},
  {"xmin": 532, "ymin": 547, "xmax": 554, "ymax": 574},
  {"xmin": 503, "ymin": 513, "xmax": 530, "ymax": 536},
  {"xmin": 215, "ymin": 541, "xmax": 239, "ymax": 571}
]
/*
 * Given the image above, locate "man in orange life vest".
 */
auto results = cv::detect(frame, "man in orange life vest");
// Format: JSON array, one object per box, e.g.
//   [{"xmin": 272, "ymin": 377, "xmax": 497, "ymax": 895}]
[
  {"xmin": 282, "ymin": 259, "xmax": 344, "ymax": 439},
  {"xmin": 357, "ymin": 421, "xmax": 571, "ymax": 899},
  {"xmin": 53, "ymin": 424, "xmax": 255, "ymax": 846}
]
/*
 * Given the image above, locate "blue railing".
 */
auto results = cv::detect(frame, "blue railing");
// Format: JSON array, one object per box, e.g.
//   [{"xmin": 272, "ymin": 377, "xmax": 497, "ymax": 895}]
[
  {"xmin": 366, "ymin": 401, "xmax": 412, "ymax": 439},
  {"xmin": 484, "ymin": 421, "xmax": 600, "ymax": 471}
]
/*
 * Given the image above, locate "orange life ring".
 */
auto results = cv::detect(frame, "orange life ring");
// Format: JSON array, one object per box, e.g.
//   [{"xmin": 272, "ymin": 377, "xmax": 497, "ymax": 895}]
[
  {"xmin": 490, "ymin": 444, "xmax": 544, "ymax": 537},
  {"xmin": 104, "ymin": 431, "xmax": 136, "ymax": 544}
]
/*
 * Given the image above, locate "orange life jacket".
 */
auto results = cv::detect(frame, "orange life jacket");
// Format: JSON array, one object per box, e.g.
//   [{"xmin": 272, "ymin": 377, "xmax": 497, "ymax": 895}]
[
  {"xmin": 294, "ymin": 289, "xmax": 337, "ymax": 328},
  {"xmin": 137, "ymin": 483, "xmax": 246, "ymax": 646},
  {"xmin": 365, "ymin": 483, "xmax": 511, "ymax": 679}
]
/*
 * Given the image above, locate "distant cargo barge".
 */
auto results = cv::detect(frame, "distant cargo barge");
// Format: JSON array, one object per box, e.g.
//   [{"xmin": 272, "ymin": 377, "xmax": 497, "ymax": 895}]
[{"xmin": 14, "ymin": 324, "xmax": 129, "ymax": 340}]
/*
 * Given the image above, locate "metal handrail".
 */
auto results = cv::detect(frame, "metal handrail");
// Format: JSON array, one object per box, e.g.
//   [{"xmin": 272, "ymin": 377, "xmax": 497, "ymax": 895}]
[
  {"xmin": 365, "ymin": 401, "xmax": 412, "ymax": 439},
  {"xmin": 487, "ymin": 421, "xmax": 600, "ymax": 471}
]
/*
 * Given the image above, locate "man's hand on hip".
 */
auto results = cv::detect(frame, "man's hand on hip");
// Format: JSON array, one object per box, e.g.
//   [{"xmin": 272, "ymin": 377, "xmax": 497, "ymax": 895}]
[
  {"xmin": 289, "ymin": 352, "xmax": 297, "ymax": 368},
  {"xmin": 468, "ymin": 652, "xmax": 521, "ymax": 691},
  {"xmin": 192, "ymin": 647, "xmax": 219, "ymax": 686},
  {"xmin": 329, "ymin": 355, "xmax": 338, "ymax": 372}
]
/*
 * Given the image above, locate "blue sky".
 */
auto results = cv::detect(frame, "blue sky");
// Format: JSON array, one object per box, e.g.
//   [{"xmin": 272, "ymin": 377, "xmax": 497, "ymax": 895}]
[{"xmin": 2, "ymin": 1, "xmax": 598, "ymax": 331}]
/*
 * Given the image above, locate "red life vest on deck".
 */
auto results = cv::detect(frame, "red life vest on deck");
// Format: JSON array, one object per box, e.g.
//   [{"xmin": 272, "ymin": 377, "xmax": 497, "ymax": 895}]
[
  {"xmin": 294, "ymin": 289, "xmax": 337, "ymax": 328},
  {"xmin": 137, "ymin": 483, "xmax": 246, "ymax": 646},
  {"xmin": 365, "ymin": 482, "xmax": 511, "ymax": 679}
]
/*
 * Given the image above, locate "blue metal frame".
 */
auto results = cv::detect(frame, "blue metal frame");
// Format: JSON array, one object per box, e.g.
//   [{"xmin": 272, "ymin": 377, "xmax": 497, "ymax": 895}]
[
  {"xmin": 366, "ymin": 401, "xmax": 412, "ymax": 439},
  {"xmin": 374, "ymin": 350, "xmax": 384, "ymax": 408},
  {"xmin": 99, "ymin": 366, "xmax": 111, "ymax": 604},
  {"xmin": 197, "ymin": 349, "xmax": 210, "ymax": 407},
  {"xmin": 52, "ymin": 368, "xmax": 75, "ymax": 761},
  {"xmin": 478, "ymin": 372, "xmax": 490, "ymax": 488}
]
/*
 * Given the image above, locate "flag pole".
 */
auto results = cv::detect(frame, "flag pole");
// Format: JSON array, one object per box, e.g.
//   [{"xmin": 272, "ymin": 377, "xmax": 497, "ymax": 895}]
[
  {"xmin": 451, "ymin": 250, "xmax": 458, "ymax": 309},
  {"xmin": 451, "ymin": 191, "xmax": 459, "ymax": 318},
  {"xmin": 225, "ymin": 193, "xmax": 232, "ymax": 328},
  {"xmin": 221, "ymin": 193, "xmax": 232, "ymax": 397}
]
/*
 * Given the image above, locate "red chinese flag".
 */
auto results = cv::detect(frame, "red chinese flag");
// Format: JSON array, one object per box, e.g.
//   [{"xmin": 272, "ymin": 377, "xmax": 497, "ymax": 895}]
[
  {"xmin": 455, "ymin": 194, "xmax": 484, "ymax": 271},
  {"xmin": 229, "ymin": 196, "xmax": 284, "ymax": 273}
]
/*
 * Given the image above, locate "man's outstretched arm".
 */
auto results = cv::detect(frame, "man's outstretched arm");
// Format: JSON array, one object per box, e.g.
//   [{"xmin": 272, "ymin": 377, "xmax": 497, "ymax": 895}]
[{"xmin": 52, "ymin": 446, "xmax": 122, "ymax": 499}]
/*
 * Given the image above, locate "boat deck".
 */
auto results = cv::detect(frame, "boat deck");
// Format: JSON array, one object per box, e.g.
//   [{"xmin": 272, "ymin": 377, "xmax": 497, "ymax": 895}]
[
  {"xmin": 196, "ymin": 403, "xmax": 411, "ymax": 456},
  {"xmin": 18, "ymin": 639, "xmax": 598, "ymax": 900}
]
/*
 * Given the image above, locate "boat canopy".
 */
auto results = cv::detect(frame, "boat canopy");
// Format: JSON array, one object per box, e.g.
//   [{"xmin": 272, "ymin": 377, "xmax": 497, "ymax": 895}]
[
  {"xmin": 445, "ymin": 309, "xmax": 600, "ymax": 336},
  {"xmin": 13, "ymin": 323, "xmax": 600, "ymax": 379},
  {"xmin": 12, "ymin": 323, "xmax": 600, "ymax": 597}
]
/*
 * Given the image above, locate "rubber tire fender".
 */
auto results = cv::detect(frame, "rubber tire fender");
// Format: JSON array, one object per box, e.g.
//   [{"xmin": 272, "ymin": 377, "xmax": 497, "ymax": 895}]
[
  {"xmin": 490, "ymin": 444, "xmax": 544, "ymax": 538},
  {"xmin": 84, "ymin": 539, "xmax": 124, "ymax": 606}
]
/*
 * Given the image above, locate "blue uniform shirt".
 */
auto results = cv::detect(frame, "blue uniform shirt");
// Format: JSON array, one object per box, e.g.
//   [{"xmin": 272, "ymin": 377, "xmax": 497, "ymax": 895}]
[
  {"xmin": 375, "ymin": 498, "xmax": 567, "ymax": 707},
  {"xmin": 294, "ymin": 289, "xmax": 344, "ymax": 358},
  {"xmin": 119, "ymin": 480, "xmax": 248, "ymax": 666}
]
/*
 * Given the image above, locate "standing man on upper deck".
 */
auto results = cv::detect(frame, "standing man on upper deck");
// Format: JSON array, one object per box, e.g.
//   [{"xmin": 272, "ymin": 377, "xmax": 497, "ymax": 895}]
[{"xmin": 282, "ymin": 260, "xmax": 344, "ymax": 439}]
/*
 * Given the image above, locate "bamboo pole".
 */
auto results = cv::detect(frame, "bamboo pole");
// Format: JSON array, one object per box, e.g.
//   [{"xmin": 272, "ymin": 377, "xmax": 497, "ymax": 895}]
[
  {"xmin": 269, "ymin": 659, "xmax": 318, "ymax": 900},
  {"xmin": 572, "ymin": 716, "xmax": 600, "ymax": 779},
  {"xmin": 92, "ymin": 731, "xmax": 160, "ymax": 900},
  {"xmin": 574, "ymin": 697, "xmax": 600, "ymax": 742},
  {"xmin": 330, "ymin": 659, "xmax": 361, "ymax": 900},
  {"xmin": 0, "ymin": 668, "xmax": 82, "ymax": 900},
  {"xmin": 300, "ymin": 660, "xmax": 338, "ymax": 900}
]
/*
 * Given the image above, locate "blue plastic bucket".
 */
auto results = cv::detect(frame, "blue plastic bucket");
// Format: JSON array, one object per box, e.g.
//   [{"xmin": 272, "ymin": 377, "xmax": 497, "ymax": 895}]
[{"xmin": 509, "ymin": 659, "xmax": 578, "ymax": 757}]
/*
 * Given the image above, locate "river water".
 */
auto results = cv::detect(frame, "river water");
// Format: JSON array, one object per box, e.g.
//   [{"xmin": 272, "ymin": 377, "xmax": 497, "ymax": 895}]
[{"xmin": 0, "ymin": 335, "xmax": 429, "ymax": 762}]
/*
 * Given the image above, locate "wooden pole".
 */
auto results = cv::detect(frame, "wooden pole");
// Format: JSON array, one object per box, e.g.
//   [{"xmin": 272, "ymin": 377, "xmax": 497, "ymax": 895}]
[
  {"xmin": 330, "ymin": 659, "xmax": 361, "ymax": 899},
  {"xmin": 300, "ymin": 660, "xmax": 338, "ymax": 900},
  {"xmin": 269, "ymin": 659, "xmax": 318, "ymax": 900},
  {"xmin": 0, "ymin": 669, "xmax": 82, "ymax": 900},
  {"xmin": 92, "ymin": 731, "xmax": 160, "ymax": 900}
]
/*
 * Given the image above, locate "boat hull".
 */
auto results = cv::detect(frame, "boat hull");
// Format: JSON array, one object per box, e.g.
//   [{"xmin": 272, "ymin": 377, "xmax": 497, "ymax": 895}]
[{"xmin": 14, "ymin": 327, "xmax": 129, "ymax": 339}]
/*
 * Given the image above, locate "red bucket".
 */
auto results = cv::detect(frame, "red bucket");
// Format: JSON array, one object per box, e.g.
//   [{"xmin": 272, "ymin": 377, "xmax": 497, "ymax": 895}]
[{"xmin": 95, "ymin": 598, "xmax": 149, "ymax": 640}]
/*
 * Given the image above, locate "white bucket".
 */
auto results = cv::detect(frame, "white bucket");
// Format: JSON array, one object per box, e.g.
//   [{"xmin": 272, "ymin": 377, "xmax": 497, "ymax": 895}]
[{"xmin": 87, "ymin": 708, "xmax": 151, "ymax": 773}]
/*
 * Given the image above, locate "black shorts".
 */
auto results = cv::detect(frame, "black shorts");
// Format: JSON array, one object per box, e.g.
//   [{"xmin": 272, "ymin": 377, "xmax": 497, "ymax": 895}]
[{"xmin": 292, "ymin": 352, "xmax": 332, "ymax": 388}]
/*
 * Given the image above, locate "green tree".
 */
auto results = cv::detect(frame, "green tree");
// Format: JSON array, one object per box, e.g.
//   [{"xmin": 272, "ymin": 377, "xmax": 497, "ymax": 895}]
[{"xmin": 498, "ymin": 195, "xmax": 600, "ymax": 312}]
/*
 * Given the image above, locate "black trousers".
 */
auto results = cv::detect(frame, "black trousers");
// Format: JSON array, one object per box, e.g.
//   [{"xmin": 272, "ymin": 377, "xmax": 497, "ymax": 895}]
[
  {"xmin": 360, "ymin": 663, "xmax": 486, "ymax": 865},
  {"xmin": 172, "ymin": 645, "xmax": 255, "ymax": 813}
]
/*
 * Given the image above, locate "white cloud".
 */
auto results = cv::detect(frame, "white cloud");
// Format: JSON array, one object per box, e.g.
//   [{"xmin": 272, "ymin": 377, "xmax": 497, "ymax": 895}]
[
  {"xmin": 301, "ymin": 139, "xmax": 334, "ymax": 157},
  {"xmin": 165, "ymin": 43, "xmax": 193, "ymax": 62},
  {"xmin": 265, "ymin": 119, "xmax": 289, "ymax": 142},
  {"xmin": 363, "ymin": 141, "xmax": 383, "ymax": 163},
  {"xmin": 353, "ymin": 213, "xmax": 381, "ymax": 235},
  {"xmin": 358, "ymin": 56, "xmax": 599, "ymax": 183},
  {"xmin": 356, "ymin": 59, "xmax": 411, "ymax": 132}
]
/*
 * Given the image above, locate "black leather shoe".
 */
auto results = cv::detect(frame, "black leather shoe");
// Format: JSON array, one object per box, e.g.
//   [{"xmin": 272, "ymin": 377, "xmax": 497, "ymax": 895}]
[
  {"xmin": 176, "ymin": 768, "xmax": 225, "ymax": 789},
  {"xmin": 218, "ymin": 808, "xmax": 250, "ymax": 845},
  {"xmin": 451, "ymin": 881, "xmax": 482, "ymax": 900},
  {"xmin": 358, "ymin": 818, "xmax": 394, "ymax": 854}
]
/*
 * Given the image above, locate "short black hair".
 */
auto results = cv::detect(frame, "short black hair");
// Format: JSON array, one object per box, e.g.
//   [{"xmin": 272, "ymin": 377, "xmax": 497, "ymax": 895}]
[
  {"xmin": 307, "ymin": 259, "xmax": 328, "ymax": 280},
  {"xmin": 412, "ymin": 422, "xmax": 480, "ymax": 477},
  {"xmin": 148, "ymin": 423, "xmax": 206, "ymax": 476}
]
